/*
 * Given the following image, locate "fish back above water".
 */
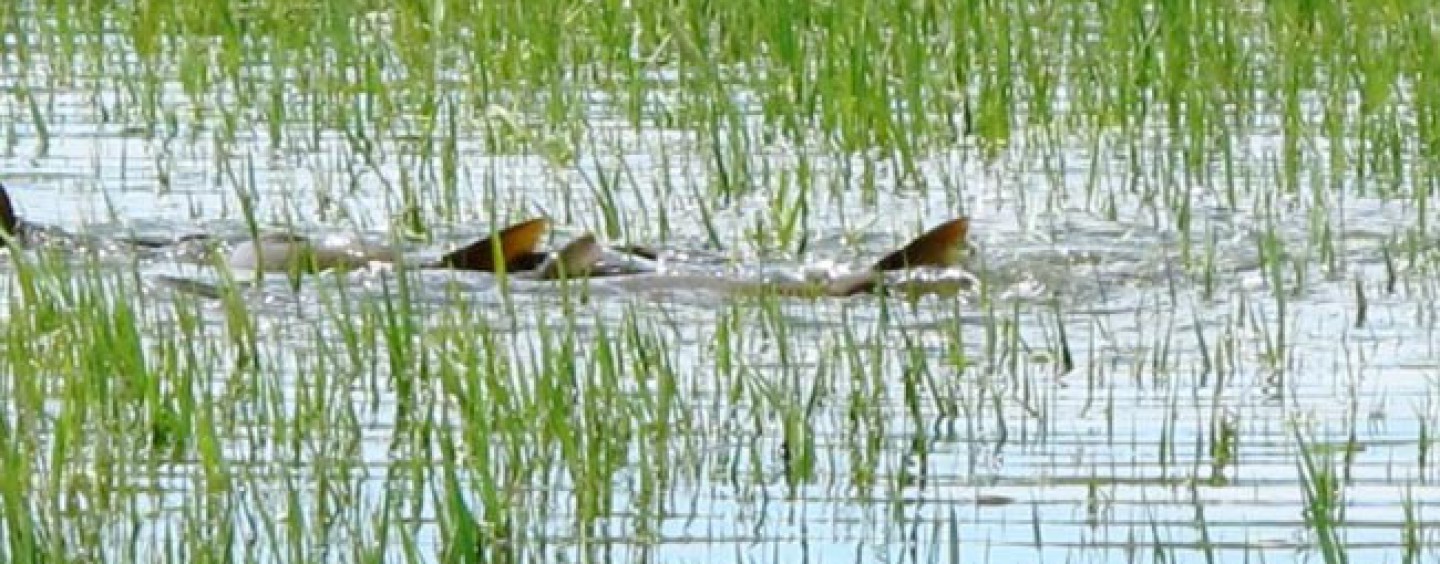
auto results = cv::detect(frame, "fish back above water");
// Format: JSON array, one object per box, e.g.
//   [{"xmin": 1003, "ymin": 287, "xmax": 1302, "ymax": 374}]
[
  {"xmin": 227, "ymin": 232, "xmax": 387, "ymax": 273},
  {"xmin": 428, "ymin": 217, "xmax": 551, "ymax": 272},
  {"xmin": 820, "ymin": 216, "xmax": 973, "ymax": 296},
  {"xmin": 533, "ymin": 234, "xmax": 604, "ymax": 280},
  {"xmin": 589, "ymin": 216, "xmax": 974, "ymax": 299},
  {"xmin": 869, "ymin": 217, "xmax": 969, "ymax": 271},
  {"xmin": 225, "ymin": 214, "xmax": 558, "ymax": 274}
]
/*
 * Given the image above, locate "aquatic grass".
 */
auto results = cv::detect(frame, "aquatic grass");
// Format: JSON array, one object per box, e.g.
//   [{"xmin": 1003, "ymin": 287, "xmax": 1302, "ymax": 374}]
[
  {"xmin": 414, "ymin": 291, "xmax": 716, "ymax": 552},
  {"xmin": 838, "ymin": 322, "xmax": 886, "ymax": 494},
  {"xmin": 428, "ymin": 307, "xmax": 533, "ymax": 563},
  {"xmin": 0, "ymin": 251, "xmax": 240, "ymax": 560},
  {"xmin": 1402, "ymin": 487, "xmax": 1420, "ymax": 564},
  {"xmin": 0, "ymin": 253, "xmax": 66, "ymax": 564},
  {"xmin": 743, "ymin": 164, "xmax": 811, "ymax": 256},
  {"xmin": 1294, "ymin": 426, "xmax": 1350, "ymax": 564},
  {"xmin": 0, "ymin": 250, "xmax": 524, "ymax": 562},
  {"xmin": 15, "ymin": 0, "xmax": 1428, "ymax": 208},
  {"xmin": 578, "ymin": 152, "xmax": 628, "ymax": 241},
  {"xmin": 0, "ymin": 225, "xmax": 1424, "ymax": 562}
]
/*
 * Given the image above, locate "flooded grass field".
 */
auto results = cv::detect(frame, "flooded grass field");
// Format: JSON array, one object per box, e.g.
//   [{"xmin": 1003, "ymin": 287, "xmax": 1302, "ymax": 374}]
[{"xmin": 3, "ymin": 0, "xmax": 1440, "ymax": 562}]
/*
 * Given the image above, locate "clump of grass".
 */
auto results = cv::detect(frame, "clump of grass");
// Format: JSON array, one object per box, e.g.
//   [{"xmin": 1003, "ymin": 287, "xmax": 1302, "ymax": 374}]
[{"xmin": 1293, "ymin": 426, "xmax": 1350, "ymax": 564}]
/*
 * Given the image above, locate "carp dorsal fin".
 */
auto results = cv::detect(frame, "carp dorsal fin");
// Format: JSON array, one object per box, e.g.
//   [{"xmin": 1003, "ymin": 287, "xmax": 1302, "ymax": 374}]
[
  {"xmin": 434, "ymin": 217, "xmax": 550, "ymax": 272},
  {"xmin": 0, "ymin": 183, "xmax": 18, "ymax": 245},
  {"xmin": 534, "ymin": 234, "xmax": 603, "ymax": 280},
  {"xmin": 868, "ymin": 217, "xmax": 969, "ymax": 272}
]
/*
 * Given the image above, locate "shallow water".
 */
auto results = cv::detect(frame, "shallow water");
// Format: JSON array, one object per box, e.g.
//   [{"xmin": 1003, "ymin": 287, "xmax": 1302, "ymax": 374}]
[{"xmin": 3, "ymin": 11, "xmax": 1440, "ymax": 564}]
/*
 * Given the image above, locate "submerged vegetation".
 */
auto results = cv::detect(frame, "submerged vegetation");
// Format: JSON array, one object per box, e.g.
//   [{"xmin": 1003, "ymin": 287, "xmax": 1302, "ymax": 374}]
[{"xmin": 1, "ymin": 0, "xmax": 1440, "ymax": 562}]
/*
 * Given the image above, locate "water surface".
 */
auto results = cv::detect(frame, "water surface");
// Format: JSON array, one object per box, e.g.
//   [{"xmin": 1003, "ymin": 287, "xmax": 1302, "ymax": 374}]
[{"xmin": 1, "ymin": 7, "xmax": 1438, "ymax": 564}]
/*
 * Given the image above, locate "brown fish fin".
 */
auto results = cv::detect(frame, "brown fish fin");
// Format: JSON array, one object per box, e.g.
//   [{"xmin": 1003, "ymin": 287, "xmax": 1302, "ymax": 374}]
[
  {"xmin": 868, "ymin": 217, "xmax": 970, "ymax": 272},
  {"xmin": 534, "ymin": 234, "xmax": 603, "ymax": 280},
  {"xmin": 0, "ymin": 183, "xmax": 19, "ymax": 245},
  {"xmin": 433, "ymin": 217, "xmax": 550, "ymax": 272}
]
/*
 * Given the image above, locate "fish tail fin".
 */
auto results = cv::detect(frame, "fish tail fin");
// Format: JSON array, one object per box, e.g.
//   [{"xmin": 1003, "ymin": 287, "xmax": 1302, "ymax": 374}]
[
  {"xmin": 0, "ymin": 183, "xmax": 19, "ymax": 245},
  {"xmin": 535, "ymin": 234, "xmax": 603, "ymax": 280},
  {"xmin": 868, "ymin": 217, "xmax": 970, "ymax": 272},
  {"xmin": 432, "ymin": 217, "xmax": 551, "ymax": 272}
]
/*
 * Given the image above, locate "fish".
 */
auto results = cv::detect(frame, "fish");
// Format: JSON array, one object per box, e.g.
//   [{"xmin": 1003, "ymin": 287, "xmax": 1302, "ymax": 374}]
[
  {"xmin": 220, "ymin": 218, "xmax": 545, "ymax": 274},
  {"xmin": 0, "ymin": 183, "xmax": 629, "ymax": 275},
  {"xmin": 163, "ymin": 216, "xmax": 975, "ymax": 301},
  {"xmin": 0, "ymin": 182, "xmax": 16, "ymax": 245},
  {"xmin": 534, "ymin": 217, "xmax": 975, "ymax": 298},
  {"xmin": 3, "ymin": 183, "xmax": 976, "ymax": 300},
  {"xmin": 0, "ymin": 182, "xmax": 68, "ymax": 248},
  {"xmin": 217, "ymin": 216, "xmax": 655, "ymax": 278},
  {"xmin": 0, "ymin": 183, "xmax": 196, "ymax": 251}
]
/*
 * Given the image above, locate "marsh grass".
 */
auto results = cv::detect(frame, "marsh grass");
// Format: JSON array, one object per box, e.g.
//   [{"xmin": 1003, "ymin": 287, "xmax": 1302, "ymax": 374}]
[
  {"xmin": 0, "ymin": 237, "xmax": 1414, "ymax": 562},
  {"xmin": 1294, "ymin": 427, "xmax": 1350, "ymax": 564},
  {"xmin": 4, "ymin": 0, "xmax": 1434, "ymax": 228}
]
